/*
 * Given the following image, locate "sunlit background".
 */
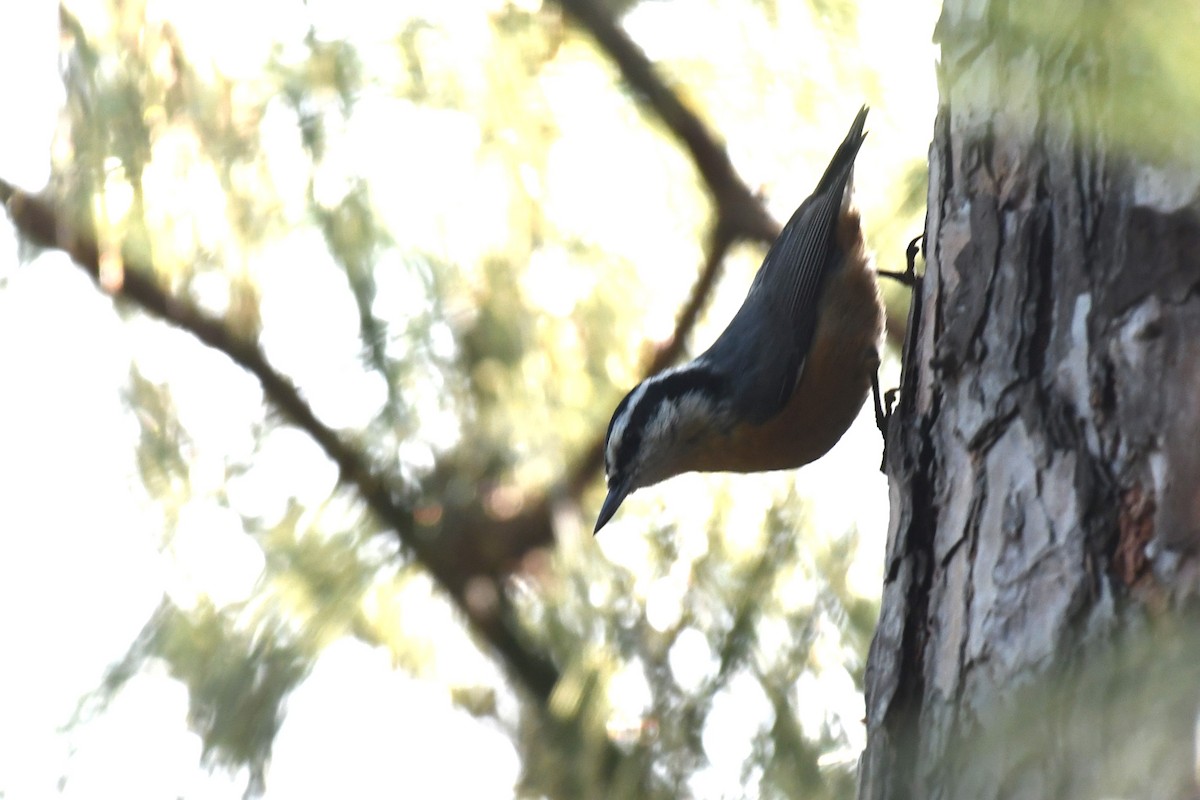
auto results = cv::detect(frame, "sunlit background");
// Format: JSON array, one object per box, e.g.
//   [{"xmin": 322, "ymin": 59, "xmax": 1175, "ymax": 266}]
[{"xmin": 0, "ymin": 0, "xmax": 936, "ymax": 797}]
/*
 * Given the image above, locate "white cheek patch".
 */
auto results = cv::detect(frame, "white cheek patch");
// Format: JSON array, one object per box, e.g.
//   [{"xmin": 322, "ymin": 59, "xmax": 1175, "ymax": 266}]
[
  {"xmin": 645, "ymin": 401, "xmax": 677, "ymax": 446},
  {"xmin": 675, "ymin": 391, "xmax": 716, "ymax": 424},
  {"xmin": 636, "ymin": 390, "xmax": 716, "ymax": 473},
  {"xmin": 646, "ymin": 393, "xmax": 696, "ymax": 442}
]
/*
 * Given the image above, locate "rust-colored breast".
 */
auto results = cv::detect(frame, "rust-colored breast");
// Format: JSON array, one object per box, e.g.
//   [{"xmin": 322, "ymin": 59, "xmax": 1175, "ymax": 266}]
[{"xmin": 682, "ymin": 217, "xmax": 883, "ymax": 475}]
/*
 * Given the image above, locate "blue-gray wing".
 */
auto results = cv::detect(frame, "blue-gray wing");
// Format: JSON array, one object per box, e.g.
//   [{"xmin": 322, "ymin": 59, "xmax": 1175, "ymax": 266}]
[{"xmin": 699, "ymin": 107, "xmax": 868, "ymax": 425}]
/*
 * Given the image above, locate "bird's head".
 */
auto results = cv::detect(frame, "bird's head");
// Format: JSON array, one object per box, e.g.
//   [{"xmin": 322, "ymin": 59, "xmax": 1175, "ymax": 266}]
[{"xmin": 595, "ymin": 365, "xmax": 729, "ymax": 533}]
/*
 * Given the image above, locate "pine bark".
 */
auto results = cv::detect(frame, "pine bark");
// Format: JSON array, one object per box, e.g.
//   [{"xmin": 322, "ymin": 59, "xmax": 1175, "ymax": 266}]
[{"xmin": 861, "ymin": 1, "xmax": 1200, "ymax": 798}]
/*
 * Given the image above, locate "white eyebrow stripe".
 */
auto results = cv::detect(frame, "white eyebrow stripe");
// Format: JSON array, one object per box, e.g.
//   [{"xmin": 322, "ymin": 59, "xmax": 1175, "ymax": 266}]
[{"xmin": 606, "ymin": 380, "xmax": 649, "ymax": 471}]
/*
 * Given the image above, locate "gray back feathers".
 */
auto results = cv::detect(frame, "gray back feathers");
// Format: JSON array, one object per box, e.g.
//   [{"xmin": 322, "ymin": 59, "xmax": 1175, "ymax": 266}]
[{"xmin": 696, "ymin": 106, "xmax": 868, "ymax": 424}]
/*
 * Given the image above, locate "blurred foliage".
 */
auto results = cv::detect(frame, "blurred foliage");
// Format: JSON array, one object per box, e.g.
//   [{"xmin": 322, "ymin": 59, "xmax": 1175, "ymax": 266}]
[
  {"xmin": 42, "ymin": 0, "xmax": 935, "ymax": 797},
  {"xmin": 958, "ymin": 0, "xmax": 1200, "ymax": 168}
]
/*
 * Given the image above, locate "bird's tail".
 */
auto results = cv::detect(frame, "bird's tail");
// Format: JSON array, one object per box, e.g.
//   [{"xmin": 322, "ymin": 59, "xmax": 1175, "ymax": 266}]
[{"xmin": 814, "ymin": 106, "xmax": 868, "ymax": 203}]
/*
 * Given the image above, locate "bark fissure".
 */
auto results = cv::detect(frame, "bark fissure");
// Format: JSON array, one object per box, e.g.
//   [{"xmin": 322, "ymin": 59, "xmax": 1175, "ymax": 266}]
[
  {"xmin": 883, "ymin": 420, "xmax": 939, "ymax": 800},
  {"xmin": 863, "ymin": 1, "xmax": 1200, "ymax": 796},
  {"xmin": 1026, "ymin": 199, "xmax": 1055, "ymax": 380}
]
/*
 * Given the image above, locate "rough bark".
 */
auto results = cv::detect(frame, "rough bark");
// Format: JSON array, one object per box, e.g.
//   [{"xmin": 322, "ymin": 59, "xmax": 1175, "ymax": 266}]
[{"xmin": 862, "ymin": 1, "xmax": 1200, "ymax": 798}]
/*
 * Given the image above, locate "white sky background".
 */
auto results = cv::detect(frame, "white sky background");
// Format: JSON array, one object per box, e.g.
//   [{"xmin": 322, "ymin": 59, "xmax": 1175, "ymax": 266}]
[{"xmin": 0, "ymin": 0, "xmax": 937, "ymax": 797}]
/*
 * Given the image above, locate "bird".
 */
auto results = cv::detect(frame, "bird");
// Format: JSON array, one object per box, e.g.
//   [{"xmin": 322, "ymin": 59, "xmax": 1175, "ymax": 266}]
[{"xmin": 595, "ymin": 106, "xmax": 884, "ymax": 534}]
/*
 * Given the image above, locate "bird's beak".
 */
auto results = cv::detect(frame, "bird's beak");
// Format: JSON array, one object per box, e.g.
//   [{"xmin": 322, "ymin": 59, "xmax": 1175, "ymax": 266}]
[{"xmin": 594, "ymin": 480, "xmax": 631, "ymax": 535}]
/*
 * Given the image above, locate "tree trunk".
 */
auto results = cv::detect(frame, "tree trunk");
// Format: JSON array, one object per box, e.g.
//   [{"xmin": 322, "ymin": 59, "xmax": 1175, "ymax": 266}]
[{"xmin": 861, "ymin": 1, "xmax": 1200, "ymax": 798}]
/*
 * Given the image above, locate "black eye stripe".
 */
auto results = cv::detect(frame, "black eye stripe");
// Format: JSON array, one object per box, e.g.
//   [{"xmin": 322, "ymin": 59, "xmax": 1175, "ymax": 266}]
[{"xmin": 612, "ymin": 368, "xmax": 728, "ymax": 482}]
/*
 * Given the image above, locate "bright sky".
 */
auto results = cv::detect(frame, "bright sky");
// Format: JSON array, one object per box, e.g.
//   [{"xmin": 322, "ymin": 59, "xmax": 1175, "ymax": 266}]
[{"xmin": 0, "ymin": 1, "xmax": 937, "ymax": 797}]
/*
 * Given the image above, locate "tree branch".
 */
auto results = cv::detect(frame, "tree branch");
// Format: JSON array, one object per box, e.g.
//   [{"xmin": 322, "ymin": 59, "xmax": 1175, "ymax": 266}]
[
  {"xmin": 0, "ymin": 177, "xmax": 561, "ymax": 704},
  {"xmin": 554, "ymin": 0, "xmax": 779, "ymax": 246}
]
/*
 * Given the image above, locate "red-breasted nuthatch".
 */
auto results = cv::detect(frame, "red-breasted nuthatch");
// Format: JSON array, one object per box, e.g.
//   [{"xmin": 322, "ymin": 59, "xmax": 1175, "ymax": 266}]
[{"xmin": 595, "ymin": 106, "xmax": 883, "ymax": 533}]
